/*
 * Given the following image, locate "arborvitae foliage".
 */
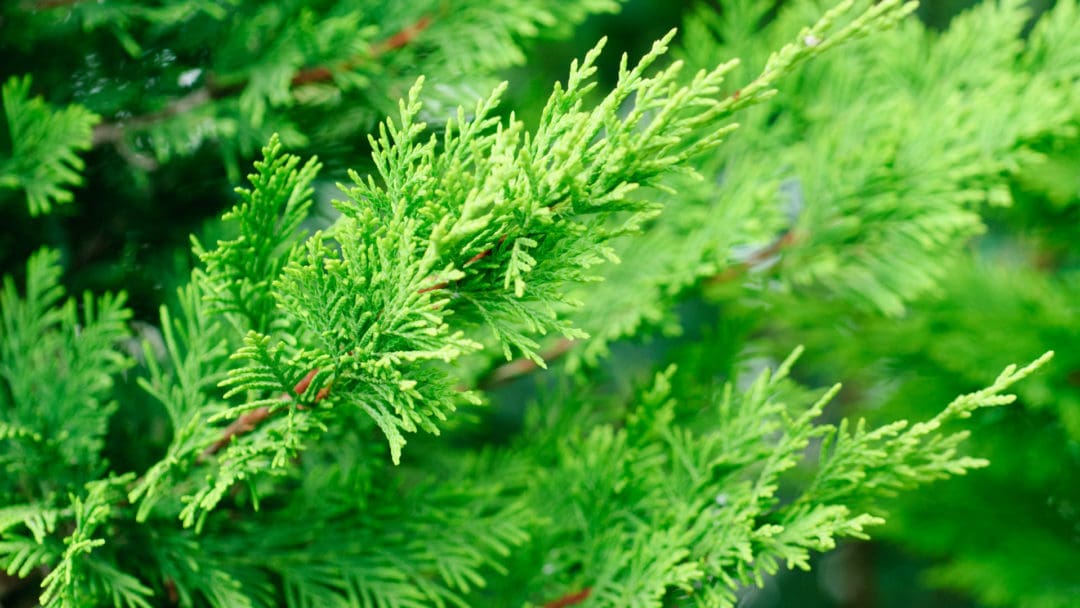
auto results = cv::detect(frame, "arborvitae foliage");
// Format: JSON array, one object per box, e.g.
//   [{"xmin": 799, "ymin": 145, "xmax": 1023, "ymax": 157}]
[
  {"xmin": 673, "ymin": 1, "xmax": 1080, "ymax": 605},
  {"xmin": 0, "ymin": 1, "xmax": 1076, "ymax": 608},
  {"xmin": 0, "ymin": 77, "xmax": 99, "ymax": 216}
]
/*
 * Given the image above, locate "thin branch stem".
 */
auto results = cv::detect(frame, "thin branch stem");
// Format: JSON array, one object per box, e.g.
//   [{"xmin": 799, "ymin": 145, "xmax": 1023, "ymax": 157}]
[
  {"xmin": 201, "ymin": 369, "xmax": 329, "ymax": 459},
  {"xmin": 93, "ymin": 89, "xmax": 212, "ymax": 147},
  {"xmin": 478, "ymin": 338, "xmax": 577, "ymax": 390},
  {"xmin": 200, "ymin": 406, "xmax": 273, "ymax": 461},
  {"xmin": 704, "ymin": 229, "xmax": 799, "ymax": 285},
  {"xmin": 542, "ymin": 587, "xmax": 592, "ymax": 608}
]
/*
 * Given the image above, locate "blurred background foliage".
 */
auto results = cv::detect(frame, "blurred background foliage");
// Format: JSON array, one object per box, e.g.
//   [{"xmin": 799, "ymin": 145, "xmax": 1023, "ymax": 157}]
[{"xmin": 1, "ymin": 0, "xmax": 1077, "ymax": 606}]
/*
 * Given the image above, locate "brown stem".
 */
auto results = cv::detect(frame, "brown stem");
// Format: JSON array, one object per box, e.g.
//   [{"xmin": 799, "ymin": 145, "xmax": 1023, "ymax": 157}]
[
  {"xmin": 704, "ymin": 229, "xmax": 799, "ymax": 286},
  {"xmin": 479, "ymin": 338, "xmax": 576, "ymax": 390},
  {"xmin": 293, "ymin": 368, "xmax": 320, "ymax": 395},
  {"xmin": 92, "ymin": 89, "xmax": 212, "ymax": 146},
  {"xmin": 418, "ymin": 281, "xmax": 450, "ymax": 294},
  {"xmin": 163, "ymin": 577, "xmax": 179, "ymax": 605},
  {"xmin": 91, "ymin": 15, "xmax": 433, "ymax": 148},
  {"xmin": 201, "ymin": 367, "xmax": 331, "ymax": 460},
  {"xmin": 287, "ymin": 15, "xmax": 432, "ymax": 88},
  {"xmin": 200, "ymin": 406, "xmax": 273, "ymax": 461},
  {"xmin": 543, "ymin": 587, "xmax": 592, "ymax": 608},
  {"xmin": 370, "ymin": 15, "xmax": 432, "ymax": 56}
]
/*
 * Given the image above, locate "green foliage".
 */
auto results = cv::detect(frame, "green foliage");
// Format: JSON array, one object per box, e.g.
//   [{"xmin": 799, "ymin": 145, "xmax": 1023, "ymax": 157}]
[
  {"xmin": 39, "ymin": 476, "xmax": 152, "ymax": 608},
  {"xmin": 0, "ymin": 250, "xmax": 135, "ymax": 606},
  {"xmin": 0, "ymin": 76, "xmax": 99, "ymax": 215},
  {"xmin": 1, "ymin": 1, "xmax": 1077, "ymax": 607},
  {"xmin": 679, "ymin": 0, "xmax": 1074, "ymax": 315},
  {"xmin": 490, "ymin": 349, "xmax": 1050, "ymax": 607},
  {"xmin": 765, "ymin": 254, "xmax": 1080, "ymax": 607},
  {"xmin": 676, "ymin": 2, "xmax": 1080, "ymax": 605},
  {"xmin": 0, "ymin": 249, "xmax": 131, "ymax": 503},
  {"xmin": 196, "ymin": 135, "xmax": 322, "ymax": 335}
]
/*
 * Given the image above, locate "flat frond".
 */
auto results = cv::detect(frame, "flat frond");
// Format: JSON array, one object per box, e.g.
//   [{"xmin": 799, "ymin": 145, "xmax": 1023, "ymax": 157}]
[{"xmin": 0, "ymin": 76, "xmax": 99, "ymax": 215}]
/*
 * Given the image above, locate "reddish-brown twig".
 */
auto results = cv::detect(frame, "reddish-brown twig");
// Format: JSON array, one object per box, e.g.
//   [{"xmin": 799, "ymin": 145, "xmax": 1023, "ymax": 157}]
[
  {"xmin": 705, "ymin": 230, "xmax": 799, "ymax": 286},
  {"xmin": 463, "ymin": 235, "xmax": 507, "ymax": 267},
  {"xmin": 417, "ymin": 281, "xmax": 450, "ymax": 294},
  {"xmin": 163, "ymin": 578, "xmax": 179, "ymax": 604},
  {"xmin": 370, "ymin": 16, "xmax": 432, "ymax": 55},
  {"xmin": 543, "ymin": 587, "xmax": 592, "ymax": 608},
  {"xmin": 200, "ymin": 406, "xmax": 273, "ymax": 460},
  {"xmin": 478, "ymin": 338, "xmax": 576, "ymax": 389},
  {"xmin": 293, "ymin": 368, "xmax": 320, "ymax": 395},
  {"xmin": 288, "ymin": 16, "xmax": 432, "ymax": 88},
  {"xmin": 200, "ymin": 367, "xmax": 330, "ymax": 460}
]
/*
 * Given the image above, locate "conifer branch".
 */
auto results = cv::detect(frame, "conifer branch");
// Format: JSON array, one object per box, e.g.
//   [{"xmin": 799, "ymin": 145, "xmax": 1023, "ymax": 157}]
[
  {"xmin": 90, "ymin": 15, "xmax": 434, "ymax": 148},
  {"xmin": 201, "ymin": 214, "xmax": 799, "ymax": 446},
  {"xmin": 1, "ymin": 76, "xmax": 99, "ymax": 215},
  {"xmin": 478, "ymin": 229, "xmax": 801, "ymax": 387}
]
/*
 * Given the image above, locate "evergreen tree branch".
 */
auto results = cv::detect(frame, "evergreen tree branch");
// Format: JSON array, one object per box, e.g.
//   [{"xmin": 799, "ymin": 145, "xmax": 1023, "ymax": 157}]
[
  {"xmin": 501, "ymin": 349, "xmax": 1052, "ymax": 606},
  {"xmin": 198, "ymin": 216, "xmax": 776, "ymax": 443},
  {"xmin": 208, "ymin": 221, "xmax": 797, "ymax": 450},
  {"xmin": 188, "ymin": 0, "xmax": 913, "ymax": 508},
  {"xmin": 0, "ymin": 249, "xmax": 132, "ymax": 500},
  {"xmin": 477, "ymin": 228, "xmax": 800, "ymax": 388},
  {"xmin": 0, "ymin": 77, "xmax": 99, "ymax": 215},
  {"xmin": 90, "ymin": 15, "xmax": 434, "ymax": 148},
  {"xmin": 681, "ymin": 0, "xmax": 1076, "ymax": 315}
]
